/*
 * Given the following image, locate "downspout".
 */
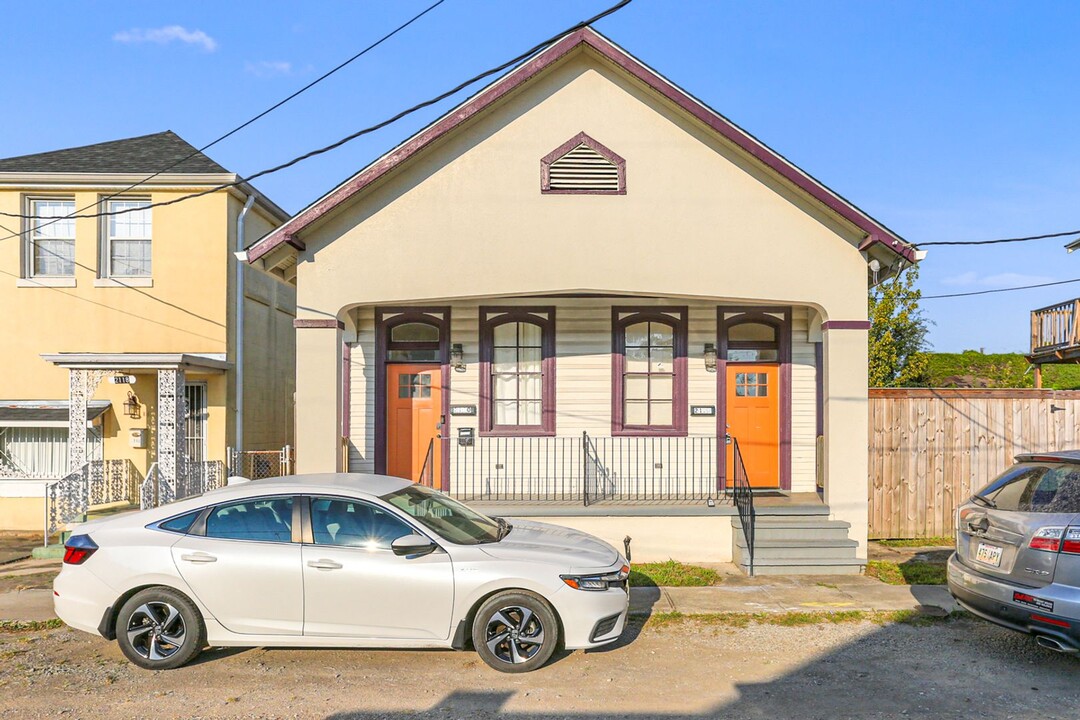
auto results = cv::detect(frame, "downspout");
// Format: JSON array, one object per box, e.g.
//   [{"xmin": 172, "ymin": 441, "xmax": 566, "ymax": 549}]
[{"xmin": 235, "ymin": 194, "xmax": 256, "ymax": 454}]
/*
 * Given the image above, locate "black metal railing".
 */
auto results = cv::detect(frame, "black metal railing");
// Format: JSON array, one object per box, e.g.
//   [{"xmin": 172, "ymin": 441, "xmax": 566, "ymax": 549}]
[
  {"xmin": 419, "ymin": 438, "xmax": 435, "ymax": 488},
  {"xmin": 451, "ymin": 433, "xmax": 719, "ymax": 503},
  {"xmin": 729, "ymin": 435, "xmax": 756, "ymax": 576}
]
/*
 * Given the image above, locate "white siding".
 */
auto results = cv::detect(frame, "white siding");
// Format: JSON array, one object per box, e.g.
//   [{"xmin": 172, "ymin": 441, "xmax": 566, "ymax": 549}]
[{"xmin": 347, "ymin": 299, "xmax": 818, "ymax": 491}]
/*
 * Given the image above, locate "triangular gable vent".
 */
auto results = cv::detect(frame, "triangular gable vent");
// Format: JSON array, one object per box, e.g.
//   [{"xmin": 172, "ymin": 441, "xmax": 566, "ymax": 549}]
[{"xmin": 541, "ymin": 132, "xmax": 625, "ymax": 195}]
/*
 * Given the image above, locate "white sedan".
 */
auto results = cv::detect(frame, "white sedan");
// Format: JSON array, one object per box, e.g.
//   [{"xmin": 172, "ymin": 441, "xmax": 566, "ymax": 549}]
[{"xmin": 54, "ymin": 473, "xmax": 630, "ymax": 673}]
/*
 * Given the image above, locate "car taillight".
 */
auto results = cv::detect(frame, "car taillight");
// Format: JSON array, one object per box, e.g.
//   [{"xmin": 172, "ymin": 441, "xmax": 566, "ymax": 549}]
[
  {"xmin": 63, "ymin": 534, "xmax": 98, "ymax": 565},
  {"xmin": 1029, "ymin": 527, "xmax": 1065, "ymax": 552},
  {"xmin": 1062, "ymin": 527, "xmax": 1080, "ymax": 555}
]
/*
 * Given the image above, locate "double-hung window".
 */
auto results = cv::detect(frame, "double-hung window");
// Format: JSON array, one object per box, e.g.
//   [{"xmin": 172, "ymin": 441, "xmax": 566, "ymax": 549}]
[
  {"xmin": 612, "ymin": 308, "xmax": 688, "ymax": 435},
  {"xmin": 26, "ymin": 198, "xmax": 75, "ymax": 278},
  {"xmin": 479, "ymin": 308, "xmax": 555, "ymax": 435},
  {"xmin": 102, "ymin": 199, "xmax": 152, "ymax": 278}
]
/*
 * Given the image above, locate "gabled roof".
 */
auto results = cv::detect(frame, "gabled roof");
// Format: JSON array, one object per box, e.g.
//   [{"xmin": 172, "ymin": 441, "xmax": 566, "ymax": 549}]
[
  {"xmin": 246, "ymin": 27, "xmax": 915, "ymax": 265},
  {"xmin": 0, "ymin": 130, "xmax": 228, "ymax": 175}
]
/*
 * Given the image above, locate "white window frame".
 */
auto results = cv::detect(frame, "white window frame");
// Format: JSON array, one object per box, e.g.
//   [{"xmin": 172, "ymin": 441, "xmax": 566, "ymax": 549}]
[
  {"xmin": 99, "ymin": 197, "xmax": 152, "ymax": 280},
  {"xmin": 23, "ymin": 196, "xmax": 76, "ymax": 280}
]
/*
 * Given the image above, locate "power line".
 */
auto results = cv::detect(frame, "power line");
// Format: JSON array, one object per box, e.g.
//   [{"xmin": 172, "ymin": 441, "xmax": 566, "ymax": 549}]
[
  {"xmin": 0, "ymin": 0, "xmax": 631, "ymax": 230},
  {"xmin": 922, "ymin": 277, "xmax": 1080, "ymax": 299},
  {"xmin": 0, "ymin": 0, "xmax": 449, "ymax": 228},
  {"xmin": 914, "ymin": 229, "xmax": 1080, "ymax": 247}
]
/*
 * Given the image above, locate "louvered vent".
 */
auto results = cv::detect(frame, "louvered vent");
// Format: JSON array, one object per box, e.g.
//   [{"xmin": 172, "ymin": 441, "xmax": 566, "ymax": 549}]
[{"xmin": 548, "ymin": 144, "xmax": 620, "ymax": 192}]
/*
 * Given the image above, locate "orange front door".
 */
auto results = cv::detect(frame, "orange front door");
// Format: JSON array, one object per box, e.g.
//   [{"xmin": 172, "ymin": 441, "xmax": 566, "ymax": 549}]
[
  {"xmin": 726, "ymin": 364, "xmax": 780, "ymax": 488},
  {"xmin": 386, "ymin": 365, "xmax": 442, "ymax": 485}
]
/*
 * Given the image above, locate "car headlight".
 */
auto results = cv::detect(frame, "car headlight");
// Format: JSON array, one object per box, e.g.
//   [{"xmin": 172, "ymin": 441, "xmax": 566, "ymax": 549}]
[{"xmin": 561, "ymin": 565, "xmax": 630, "ymax": 591}]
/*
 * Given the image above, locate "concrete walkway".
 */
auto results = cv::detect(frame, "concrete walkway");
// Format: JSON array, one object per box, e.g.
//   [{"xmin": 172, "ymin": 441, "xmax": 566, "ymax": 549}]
[
  {"xmin": 1, "ymin": 577, "xmax": 956, "ymax": 625},
  {"xmin": 629, "ymin": 574, "xmax": 957, "ymax": 617}
]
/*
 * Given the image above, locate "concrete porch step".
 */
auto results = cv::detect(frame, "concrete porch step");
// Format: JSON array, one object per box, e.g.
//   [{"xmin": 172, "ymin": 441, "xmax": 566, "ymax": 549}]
[
  {"xmin": 735, "ymin": 537, "xmax": 860, "ymax": 561},
  {"xmin": 734, "ymin": 557, "xmax": 866, "ymax": 576},
  {"xmin": 733, "ymin": 517, "xmax": 853, "ymax": 541}
]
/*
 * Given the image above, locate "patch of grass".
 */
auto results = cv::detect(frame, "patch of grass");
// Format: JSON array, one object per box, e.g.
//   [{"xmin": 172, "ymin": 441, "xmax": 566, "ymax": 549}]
[
  {"xmin": 646, "ymin": 609, "xmax": 968, "ymax": 630},
  {"xmin": 866, "ymin": 559, "xmax": 948, "ymax": 586},
  {"xmin": 877, "ymin": 537, "xmax": 954, "ymax": 548},
  {"xmin": 0, "ymin": 619, "xmax": 62, "ymax": 633},
  {"xmin": 628, "ymin": 560, "xmax": 721, "ymax": 588}
]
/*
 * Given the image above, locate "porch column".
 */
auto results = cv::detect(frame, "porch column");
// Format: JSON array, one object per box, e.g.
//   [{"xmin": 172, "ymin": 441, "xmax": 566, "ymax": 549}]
[
  {"xmin": 156, "ymin": 368, "xmax": 187, "ymax": 504},
  {"xmin": 68, "ymin": 369, "xmax": 106, "ymax": 471},
  {"xmin": 294, "ymin": 319, "xmax": 344, "ymax": 474},
  {"xmin": 821, "ymin": 323, "xmax": 870, "ymax": 559}
]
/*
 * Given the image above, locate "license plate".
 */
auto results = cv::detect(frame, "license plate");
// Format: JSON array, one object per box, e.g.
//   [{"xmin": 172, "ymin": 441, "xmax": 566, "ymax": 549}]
[{"xmin": 975, "ymin": 542, "xmax": 1003, "ymax": 567}]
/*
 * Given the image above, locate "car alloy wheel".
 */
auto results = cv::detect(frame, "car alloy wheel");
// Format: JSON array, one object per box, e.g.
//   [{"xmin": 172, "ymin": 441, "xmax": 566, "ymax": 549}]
[
  {"xmin": 126, "ymin": 601, "xmax": 186, "ymax": 661},
  {"xmin": 472, "ymin": 590, "xmax": 559, "ymax": 673},
  {"xmin": 485, "ymin": 605, "xmax": 545, "ymax": 664},
  {"xmin": 116, "ymin": 587, "xmax": 205, "ymax": 670}
]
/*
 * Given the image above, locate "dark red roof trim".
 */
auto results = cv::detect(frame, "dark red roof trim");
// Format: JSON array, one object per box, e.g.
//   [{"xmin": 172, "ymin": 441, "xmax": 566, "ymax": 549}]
[
  {"xmin": 248, "ymin": 28, "xmax": 913, "ymax": 263},
  {"xmin": 821, "ymin": 320, "xmax": 872, "ymax": 331}
]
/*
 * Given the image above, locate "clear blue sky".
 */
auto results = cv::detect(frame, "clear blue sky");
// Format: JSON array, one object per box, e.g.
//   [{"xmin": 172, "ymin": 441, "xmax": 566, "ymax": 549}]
[{"xmin": 5, "ymin": 1, "xmax": 1078, "ymax": 353}]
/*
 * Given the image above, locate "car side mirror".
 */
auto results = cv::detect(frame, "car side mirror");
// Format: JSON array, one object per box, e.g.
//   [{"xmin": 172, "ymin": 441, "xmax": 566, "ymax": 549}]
[{"xmin": 391, "ymin": 534, "xmax": 438, "ymax": 558}]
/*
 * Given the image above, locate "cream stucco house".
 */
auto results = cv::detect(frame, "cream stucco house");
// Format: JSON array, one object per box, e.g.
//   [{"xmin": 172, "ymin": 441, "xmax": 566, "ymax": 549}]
[
  {"xmin": 244, "ymin": 29, "xmax": 914, "ymax": 571},
  {"xmin": 0, "ymin": 131, "xmax": 296, "ymax": 533}
]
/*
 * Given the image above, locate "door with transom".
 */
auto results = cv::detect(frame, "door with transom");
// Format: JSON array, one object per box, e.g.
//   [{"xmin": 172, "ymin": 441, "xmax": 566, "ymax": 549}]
[
  {"xmin": 386, "ymin": 365, "xmax": 442, "ymax": 484},
  {"xmin": 726, "ymin": 365, "xmax": 780, "ymax": 488}
]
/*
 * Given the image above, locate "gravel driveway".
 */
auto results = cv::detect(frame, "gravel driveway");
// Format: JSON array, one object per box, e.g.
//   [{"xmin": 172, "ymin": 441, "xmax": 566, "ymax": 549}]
[{"xmin": 1, "ymin": 615, "xmax": 1077, "ymax": 720}]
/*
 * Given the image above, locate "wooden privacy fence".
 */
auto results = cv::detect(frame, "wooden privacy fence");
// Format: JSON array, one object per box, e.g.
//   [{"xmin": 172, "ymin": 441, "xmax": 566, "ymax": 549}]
[{"xmin": 869, "ymin": 388, "xmax": 1080, "ymax": 539}]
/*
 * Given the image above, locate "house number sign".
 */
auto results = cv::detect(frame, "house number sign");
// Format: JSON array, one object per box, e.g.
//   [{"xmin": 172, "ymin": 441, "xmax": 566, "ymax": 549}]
[
  {"xmin": 450, "ymin": 405, "xmax": 477, "ymax": 416},
  {"xmin": 691, "ymin": 405, "xmax": 716, "ymax": 416}
]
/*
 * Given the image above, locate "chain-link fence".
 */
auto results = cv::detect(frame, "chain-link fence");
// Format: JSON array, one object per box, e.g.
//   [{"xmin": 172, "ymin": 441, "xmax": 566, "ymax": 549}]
[{"xmin": 228, "ymin": 446, "xmax": 293, "ymax": 480}]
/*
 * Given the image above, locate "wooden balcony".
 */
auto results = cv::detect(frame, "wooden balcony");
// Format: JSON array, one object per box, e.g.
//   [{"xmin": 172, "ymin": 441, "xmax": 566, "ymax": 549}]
[{"xmin": 1030, "ymin": 299, "xmax": 1080, "ymax": 364}]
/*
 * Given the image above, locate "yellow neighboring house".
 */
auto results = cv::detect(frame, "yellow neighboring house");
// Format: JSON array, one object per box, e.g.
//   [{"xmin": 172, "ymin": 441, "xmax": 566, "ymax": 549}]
[{"xmin": 0, "ymin": 131, "xmax": 296, "ymax": 533}]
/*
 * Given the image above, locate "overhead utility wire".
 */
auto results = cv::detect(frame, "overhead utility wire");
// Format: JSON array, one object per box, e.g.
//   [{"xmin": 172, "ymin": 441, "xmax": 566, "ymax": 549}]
[
  {"xmin": 914, "ymin": 229, "xmax": 1080, "ymax": 247},
  {"xmin": 0, "ymin": 0, "xmax": 632, "ymax": 232},
  {"xmin": 922, "ymin": 277, "xmax": 1080, "ymax": 299},
  {"xmin": 0, "ymin": 0, "xmax": 449, "ymax": 229}
]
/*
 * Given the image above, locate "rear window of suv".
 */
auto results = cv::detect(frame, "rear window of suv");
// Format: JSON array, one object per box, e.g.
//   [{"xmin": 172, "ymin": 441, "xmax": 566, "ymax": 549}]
[{"xmin": 978, "ymin": 462, "xmax": 1080, "ymax": 513}]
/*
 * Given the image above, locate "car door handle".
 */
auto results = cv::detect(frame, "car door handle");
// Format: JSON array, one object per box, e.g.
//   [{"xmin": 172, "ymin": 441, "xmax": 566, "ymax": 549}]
[
  {"xmin": 180, "ymin": 552, "xmax": 217, "ymax": 563},
  {"xmin": 307, "ymin": 559, "xmax": 343, "ymax": 570}
]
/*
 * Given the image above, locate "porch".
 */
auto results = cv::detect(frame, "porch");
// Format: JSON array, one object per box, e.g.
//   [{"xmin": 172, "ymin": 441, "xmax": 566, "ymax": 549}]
[{"xmin": 1029, "ymin": 298, "xmax": 1080, "ymax": 386}]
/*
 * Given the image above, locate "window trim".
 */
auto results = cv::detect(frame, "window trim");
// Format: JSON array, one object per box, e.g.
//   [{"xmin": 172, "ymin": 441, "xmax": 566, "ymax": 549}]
[
  {"xmin": 23, "ymin": 195, "xmax": 76, "ymax": 279},
  {"xmin": 479, "ymin": 306, "xmax": 556, "ymax": 436},
  {"xmin": 98, "ymin": 196, "xmax": 152, "ymax": 279},
  {"xmin": 540, "ymin": 131, "xmax": 627, "ymax": 195},
  {"xmin": 611, "ymin": 306, "xmax": 688, "ymax": 437}
]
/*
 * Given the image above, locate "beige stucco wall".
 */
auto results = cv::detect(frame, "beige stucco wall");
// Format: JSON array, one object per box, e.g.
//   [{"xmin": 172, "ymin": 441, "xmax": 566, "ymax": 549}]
[
  {"xmin": 287, "ymin": 44, "xmax": 871, "ymax": 557},
  {"xmin": 526, "ymin": 515, "xmax": 733, "ymax": 564},
  {"xmin": 0, "ymin": 184, "xmax": 290, "ymax": 508}
]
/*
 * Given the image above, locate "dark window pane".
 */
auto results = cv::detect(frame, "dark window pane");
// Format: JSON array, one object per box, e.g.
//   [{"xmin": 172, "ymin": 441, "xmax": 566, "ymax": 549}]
[
  {"xmin": 728, "ymin": 322, "xmax": 776, "ymax": 343},
  {"xmin": 387, "ymin": 349, "xmax": 439, "ymax": 362},
  {"xmin": 310, "ymin": 497, "xmax": 413, "ymax": 548},
  {"xmin": 159, "ymin": 510, "xmax": 201, "ymax": 534},
  {"xmin": 978, "ymin": 464, "xmax": 1047, "ymax": 512},
  {"xmin": 205, "ymin": 497, "xmax": 293, "ymax": 543}
]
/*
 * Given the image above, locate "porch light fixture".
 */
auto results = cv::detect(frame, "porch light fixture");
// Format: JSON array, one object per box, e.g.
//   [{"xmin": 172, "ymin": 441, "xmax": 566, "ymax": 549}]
[
  {"xmin": 122, "ymin": 391, "xmax": 141, "ymax": 419},
  {"xmin": 703, "ymin": 343, "xmax": 717, "ymax": 372},
  {"xmin": 450, "ymin": 343, "xmax": 466, "ymax": 372}
]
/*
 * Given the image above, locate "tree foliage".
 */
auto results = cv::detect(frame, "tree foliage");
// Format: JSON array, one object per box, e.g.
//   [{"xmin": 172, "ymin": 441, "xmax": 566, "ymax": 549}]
[{"xmin": 868, "ymin": 264, "xmax": 930, "ymax": 387}]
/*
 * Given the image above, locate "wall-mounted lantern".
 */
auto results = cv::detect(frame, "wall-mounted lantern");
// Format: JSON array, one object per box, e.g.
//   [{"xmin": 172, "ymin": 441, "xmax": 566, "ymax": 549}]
[
  {"xmin": 450, "ymin": 343, "xmax": 466, "ymax": 372},
  {"xmin": 122, "ymin": 391, "xmax": 141, "ymax": 419},
  {"xmin": 704, "ymin": 343, "xmax": 718, "ymax": 373}
]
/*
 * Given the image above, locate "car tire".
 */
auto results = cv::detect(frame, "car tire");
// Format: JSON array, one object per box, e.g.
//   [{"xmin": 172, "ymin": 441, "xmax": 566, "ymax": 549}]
[
  {"xmin": 471, "ymin": 590, "xmax": 559, "ymax": 673},
  {"xmin": 115, "ymin": 587, "xmax": 206, "ymax": 670}
]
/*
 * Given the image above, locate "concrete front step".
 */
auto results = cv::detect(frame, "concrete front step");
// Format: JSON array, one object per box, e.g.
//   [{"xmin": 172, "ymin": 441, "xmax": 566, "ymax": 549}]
[
  {"xmin": 735, "ymin": 537, "xmax": 860, "ymax": 561},
  {"xmin": 735, "ymin": 558, "xmax": 866, "ymax": 575},
  {"xmin": 734, "ymin": 518, "xmax": 853, "ymax": 542}
]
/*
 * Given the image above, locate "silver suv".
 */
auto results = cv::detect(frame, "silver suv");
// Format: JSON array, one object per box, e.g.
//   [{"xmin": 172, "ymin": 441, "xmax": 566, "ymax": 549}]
[{"xmin": 948, "ymin": 452, "xmax": 1080, "ymax": 654}]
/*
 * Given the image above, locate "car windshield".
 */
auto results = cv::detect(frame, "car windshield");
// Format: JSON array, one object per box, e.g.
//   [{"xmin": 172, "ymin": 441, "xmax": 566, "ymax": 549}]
[{"xmin": 380, "ymin": 485, "xmax": 501, "ymax": 545}]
